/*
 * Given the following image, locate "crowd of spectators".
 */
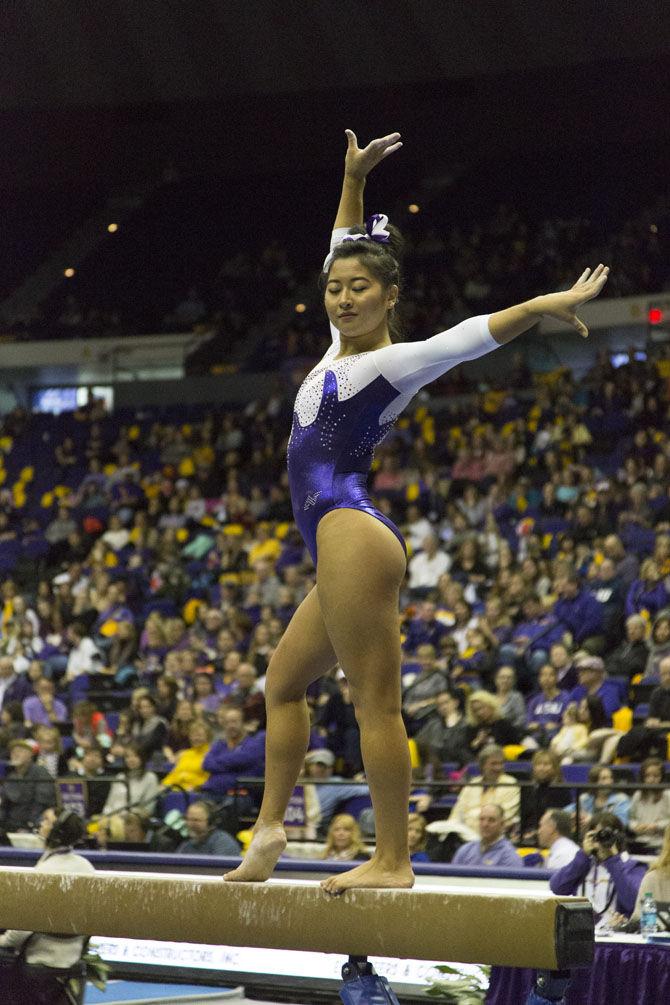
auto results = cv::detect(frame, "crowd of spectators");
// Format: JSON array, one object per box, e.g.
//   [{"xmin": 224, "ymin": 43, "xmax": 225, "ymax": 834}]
[{"xmin": 1, "ymin": 221, "xmax": 670, "ymax": 890}]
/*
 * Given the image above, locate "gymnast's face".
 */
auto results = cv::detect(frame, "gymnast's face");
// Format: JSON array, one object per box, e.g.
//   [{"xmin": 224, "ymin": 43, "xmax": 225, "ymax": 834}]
[{"xmin": 324, "ymin": 258, "xmax": 397, "ymax": 347}]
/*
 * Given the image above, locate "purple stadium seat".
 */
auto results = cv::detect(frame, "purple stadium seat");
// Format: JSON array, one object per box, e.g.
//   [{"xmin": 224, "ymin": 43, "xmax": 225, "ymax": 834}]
[{"xmin": 560, "ymin": 764, "xmax": 592, "ymax": 784}]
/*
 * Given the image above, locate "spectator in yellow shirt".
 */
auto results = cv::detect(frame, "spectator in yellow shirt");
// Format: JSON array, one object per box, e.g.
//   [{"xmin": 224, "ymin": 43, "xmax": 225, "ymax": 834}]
[
  {"xmin": 161, "ymin": 719, "xmax": 213, "ymax": 791},
  {"xmin": 248, "ymin": 525, "xmax": 282, "ymax": 566}
]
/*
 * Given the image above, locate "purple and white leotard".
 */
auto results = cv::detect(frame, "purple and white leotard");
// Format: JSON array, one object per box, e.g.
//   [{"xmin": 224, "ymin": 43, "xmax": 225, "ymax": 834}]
[{"xmin": 286, "ymin": 229, "xmax": 501, "ymax": 563}]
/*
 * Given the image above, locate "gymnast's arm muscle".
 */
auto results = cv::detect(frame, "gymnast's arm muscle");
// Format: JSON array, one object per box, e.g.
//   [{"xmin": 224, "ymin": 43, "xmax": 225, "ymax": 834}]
[
  {"xmin": 333, "ymin": 173, "xmax": 364, "ymax": 231},
  {"xmin": 374, "ymin": 314, "xmax": 498, "ymax": 395},
  {"xmin": 327, "ymin": 134, "xmax": 366, "ymax": 344}
]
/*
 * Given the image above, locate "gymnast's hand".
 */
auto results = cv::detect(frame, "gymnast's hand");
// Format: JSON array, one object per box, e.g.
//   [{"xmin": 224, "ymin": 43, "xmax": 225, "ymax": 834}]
[
  {"xmin": 343, "ymin": 129, "xmax": 403, "ymax": 181},
  {"xmin": 534, "ymin": 264, "xmax": 610, "ymax": 338}
]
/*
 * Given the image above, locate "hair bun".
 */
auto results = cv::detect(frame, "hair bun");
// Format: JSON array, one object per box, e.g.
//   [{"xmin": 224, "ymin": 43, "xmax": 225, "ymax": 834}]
[{"xmin": 385, "ymin": 222, "xmax": 404, "ymax": 263}]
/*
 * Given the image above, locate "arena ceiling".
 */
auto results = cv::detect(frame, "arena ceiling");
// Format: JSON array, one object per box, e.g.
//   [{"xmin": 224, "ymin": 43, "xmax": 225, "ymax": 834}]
[
  {"xmin": 0, "ymin": 3, "xmax": 668, "ymax": 191},
  {"xmin": 1, "ymin": 1, "xmax": 669, "ymax": 108}
]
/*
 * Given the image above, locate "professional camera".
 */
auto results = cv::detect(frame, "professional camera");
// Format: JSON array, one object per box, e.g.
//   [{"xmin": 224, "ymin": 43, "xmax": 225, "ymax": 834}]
[{"xmin": 593, "ymin": 826, "xmax": 618, "ymax": 846}]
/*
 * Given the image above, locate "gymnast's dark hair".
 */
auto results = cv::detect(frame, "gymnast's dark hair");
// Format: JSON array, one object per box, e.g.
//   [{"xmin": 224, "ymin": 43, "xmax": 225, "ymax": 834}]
[{"xmin": 320, "ymin": 224, "xmax": 405, "ymax": 343}]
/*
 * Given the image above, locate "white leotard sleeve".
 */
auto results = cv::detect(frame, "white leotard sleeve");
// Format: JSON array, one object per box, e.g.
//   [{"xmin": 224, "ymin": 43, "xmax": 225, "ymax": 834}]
[{"xmin": 374, "ymin": 314, "xmax": 498, "ymax": 395}]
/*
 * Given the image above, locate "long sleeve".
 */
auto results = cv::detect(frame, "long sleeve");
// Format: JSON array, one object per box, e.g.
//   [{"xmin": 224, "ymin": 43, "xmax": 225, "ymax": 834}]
[
  {"xmin": 134, "ymin": 771, "xmax": 160, "ymax": 812},
  {"xmin": 161, "ymin": 747, "xmax": 210, "ymax": 790},
  {"xmin": 102, "ymin": 779, "xmax": 128, "ymax": 816},
  {"xmin": 604, "ymin": 855, "xmax": 647, "ymax": 916},
  {"xmin": 203, "ymin": 733, "xmax": 265, "ymax": 774},
  {"xmin": 496, "ymin": 776, "xmax": 521, "ymax": 825},
  {"xmin": 450, "ymin": 782, "xmax": 480, "ymax": 830},
  {"xmin": 498, "ymin": 842, "xmax": 524, "ymax": 867},
  {"xmin": 555, "ymin": 593, "xmax": 604, "ymax": 642},
  {"xmin": 373, "ymin": 314, "xmax": 497, "ymax": 396},
  {"xmin": 549, "ymin": 848, "xmax": 592, "ymax": 894}
]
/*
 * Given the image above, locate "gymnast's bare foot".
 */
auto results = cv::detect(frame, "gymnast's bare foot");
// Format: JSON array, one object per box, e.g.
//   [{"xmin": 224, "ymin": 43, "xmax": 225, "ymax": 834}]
[
  {"xmin": 223, "ymin": 823, "xmax": 287, "ymax": 882},
  {"xmin": 320, "ymin": 856, "xmax": 414, "ymax": 896}
]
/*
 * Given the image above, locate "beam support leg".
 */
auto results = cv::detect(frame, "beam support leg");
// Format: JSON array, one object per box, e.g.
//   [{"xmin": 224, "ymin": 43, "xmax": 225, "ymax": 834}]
[
  {"xmin": 340, "ymin": 956, "xmax": 401, "ymax": 1004},
  {"xmin": 525, "ymin": 968, "xmax": 572, "ymax": 1004}
]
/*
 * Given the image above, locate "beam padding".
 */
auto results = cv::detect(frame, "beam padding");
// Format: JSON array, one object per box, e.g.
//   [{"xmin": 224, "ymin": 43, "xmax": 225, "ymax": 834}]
[{"xmin": 0, "ymin": 868, "xmax": 593, "ymax": 969}]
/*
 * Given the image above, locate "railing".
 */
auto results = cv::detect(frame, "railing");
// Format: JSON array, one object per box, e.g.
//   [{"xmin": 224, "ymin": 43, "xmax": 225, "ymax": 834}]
[
  {"xmin": 0, "ymin": 771, "xmax": 133, "ymax": 830},
  {"xmin": 2, "ymin": 769, "xmax": 665, "ymax": 855},
  {"xmin": 235, "ymin": 775, "xmax": 668, "ymax": 849}
]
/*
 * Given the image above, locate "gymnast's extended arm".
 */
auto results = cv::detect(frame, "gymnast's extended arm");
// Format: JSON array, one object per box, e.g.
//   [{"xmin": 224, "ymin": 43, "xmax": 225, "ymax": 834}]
[{"xmin": 374, "ymin": 264, "xmax": 610, "ymax": 396}]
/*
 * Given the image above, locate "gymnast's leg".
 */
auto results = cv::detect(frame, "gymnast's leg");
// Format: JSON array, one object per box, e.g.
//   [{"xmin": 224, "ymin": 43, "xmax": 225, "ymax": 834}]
[
  {"xmin": 315, "ymin": 508, "xmax": 413, "ymax": 894},
  {"xmin": 223, "ymin": 586, "xmax": 337, "ymax": 881}
]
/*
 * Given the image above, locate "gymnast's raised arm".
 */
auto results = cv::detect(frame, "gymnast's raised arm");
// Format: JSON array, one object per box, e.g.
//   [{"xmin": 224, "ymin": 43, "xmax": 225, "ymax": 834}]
[
  {"xmin": 332, "ymin": 129, "xmax": 402, "ymax": 231},
  {"xmin": 325, "ymin": 129, "xmax": 403, "ymax": 344}
]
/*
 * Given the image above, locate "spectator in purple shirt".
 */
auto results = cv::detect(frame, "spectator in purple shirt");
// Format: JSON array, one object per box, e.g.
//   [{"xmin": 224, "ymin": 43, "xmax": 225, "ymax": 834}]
[
  {"xmin": 567, "ymin": 654, "xmax": 623, "ymax": 723},
  {"xmin": 526, "ymin": 664, "xmax": 570, "ymax": 743},
  {"xmin": 452, "ymin": 804, "xmax": 523, "ymax": 868},
  {"xmin": 625, "ymin": 558, "xmax": 669, "ymax": 619},
  {"xmin": 92, "ymin": 580, "xmax": 134, "ymax": 634},
  {"xmin": 201, "ymin": 705, "xmax": 265, "ymax": 802},
  {"xmin": 22, "ymin": 677, "xmax": 68, "ymax": 728},
  {"xmin": 553, "ymin": 569, "xmax": 605, "ymax": 652},
  {"xmin": 192, "ymin": 670, "xmax": 223, "ymax": 717},
  {"xmin": 499, "ymin": 594, "xmax": 564, "ymax": 682},
  {"xmin": 402, "ymin": 600, "xmax": 449, "ymax": 653}
]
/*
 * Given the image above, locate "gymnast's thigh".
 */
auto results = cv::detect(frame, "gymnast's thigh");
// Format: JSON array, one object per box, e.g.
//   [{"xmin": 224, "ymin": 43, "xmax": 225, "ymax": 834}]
[
  {"xmin": 315, "ymin": 508, "xmax": 406, "ymax": 704},
  {"xmin": 265, "ymin": 585, "xmax": 338, "ymax": 701}
]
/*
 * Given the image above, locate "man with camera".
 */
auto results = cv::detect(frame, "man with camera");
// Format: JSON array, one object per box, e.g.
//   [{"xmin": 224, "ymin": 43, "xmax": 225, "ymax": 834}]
[{"xmin": 549, "ymin": 811, "xmax": 646, "ymax": 929}]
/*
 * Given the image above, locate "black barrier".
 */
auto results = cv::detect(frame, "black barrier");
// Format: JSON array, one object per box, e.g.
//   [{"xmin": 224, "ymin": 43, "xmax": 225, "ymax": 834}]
[{"xmin": 2, "ymin": 769, "xmax": 666, "ymax": 857}]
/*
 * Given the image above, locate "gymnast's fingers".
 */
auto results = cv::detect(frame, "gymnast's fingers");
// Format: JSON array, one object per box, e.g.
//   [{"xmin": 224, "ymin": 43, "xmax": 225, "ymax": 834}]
[
  {"xmin": 573, "ymin": 314, "xmax": 589, "ymax": 338},
  {"xmin": 380, "ymin": 141, "xmax": 403, "ymax": 159},
  {"xmin": 374, "ymin": 131, "xmax": 402, "ymax": 147}
]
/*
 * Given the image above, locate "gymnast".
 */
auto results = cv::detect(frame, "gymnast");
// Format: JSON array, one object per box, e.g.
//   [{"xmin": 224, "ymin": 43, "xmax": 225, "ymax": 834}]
[{"xmin": 224, "ymin": 128, "xmax": 609, "ymax": 895}]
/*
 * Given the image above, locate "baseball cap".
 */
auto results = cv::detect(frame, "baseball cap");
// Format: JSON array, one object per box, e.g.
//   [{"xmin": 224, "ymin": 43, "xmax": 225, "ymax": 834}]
[
  {"xmin": 305, "ymin": 748, "xmax": 335, "ymax": 767},
  {"xmin": 9, "ymin": 738, "xmax": 38, "ymax": 755},
  {"xmin": 575, "ymin": 654, "xmax": 605, "ymax": 672}
]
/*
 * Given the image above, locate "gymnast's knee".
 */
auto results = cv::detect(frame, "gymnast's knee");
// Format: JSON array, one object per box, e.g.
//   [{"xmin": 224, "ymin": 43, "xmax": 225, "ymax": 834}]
[
  {"xmin": 264, "ymin": 676, "xmax": 308, "ymax": 707},
  {"xmin": 349, "ymin": 685, "xmax": 402, "ymax": 723}
]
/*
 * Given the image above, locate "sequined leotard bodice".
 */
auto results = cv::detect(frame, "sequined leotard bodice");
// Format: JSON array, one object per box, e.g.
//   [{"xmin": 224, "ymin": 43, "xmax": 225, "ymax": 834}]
[{"xmin": 286, "ymin": 233, "xmax": 500, "ymax": 562}]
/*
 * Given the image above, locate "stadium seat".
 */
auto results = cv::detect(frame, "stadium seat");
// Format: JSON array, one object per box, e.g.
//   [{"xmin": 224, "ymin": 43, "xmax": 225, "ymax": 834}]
[
  {"xmin": 504, "ymin": 760, "xmax": 532, "ymax": 777},
  {"xmin": 561, "ymin": 764, "xmax": 592, "ymax": 784},
  {"xmin": 339, "ymin": 794, "xmax": 373, "ymax": 819}
]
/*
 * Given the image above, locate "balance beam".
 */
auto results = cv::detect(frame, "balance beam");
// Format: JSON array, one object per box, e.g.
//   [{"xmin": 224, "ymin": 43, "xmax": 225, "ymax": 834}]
[{"xmin": 0, "ymin": 867, "xmax": 593, "ymax": 970}]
